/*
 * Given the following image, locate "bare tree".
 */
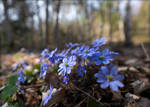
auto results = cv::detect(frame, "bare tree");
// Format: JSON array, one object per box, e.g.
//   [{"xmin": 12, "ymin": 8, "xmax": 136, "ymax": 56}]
[
  {"xmin": 116, "ymin": 0, "xmax": 124, "ymax": 41},
  {"xmin": 108, "ymin": 1, "xmax": 113, "ymax": 43},
  {"xmin": 149, "ymin": 0, "xmax": 150, "ymax": 38},
  {"xmin": 45, "ymin": 0, "xmax": 49, "ymax": 48},
  {"xmin": 54, "ymin": 0, "xmax": 61, "ymax": 47},
  {"xmin": 2, "ymin": 0, "xmax": 13, "ymax": 48},
  {"xmin": 36, "ymin": 0, "xmax": 43, "ymax": 48},
  {"xmin": 124, "ymin": 0, "xmax": 132, "ymax": 46},
  {"xmin": 99, "ymin": 1, "xmax": 105, "ymax": 37}
]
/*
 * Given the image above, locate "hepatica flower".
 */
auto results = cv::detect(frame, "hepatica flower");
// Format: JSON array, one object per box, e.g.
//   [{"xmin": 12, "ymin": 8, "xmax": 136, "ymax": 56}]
[
  {"xmin": 63, "ymin": 75, "xmax": 69, "ymax": 84},
  {"xmin": 17, "ymin": 69, "xmax": 25, "ymax": 84},
  {"xmin": 92, "ymin": 37, "xmax": 107, "ymax": 48},
  {"xmin": 40, "ymin": 49, "xmax": 49, "ymax": 61},
  {"xmin": 66, "ymin": 42, "xmax": 80, "ymax": 48},
  {"xmin": 40, "ymin": 48, "xmax": 59, "ymax": 64},
  {"xmin": 91, "ymin": 48, "xmax": 116, "ymax": 65},
  {"xmin": 79, "ymin": 46, "xmax": 96, "ymax": 59},
  {"xmin": 40, "ymin": 63, "xmax": 48, "ymax": 78},
  {"xmin": 13, "ymin": 61, "xmax": 26, "ymax": 71},
  {"xmin": 95, "ymin": 64, "xmax": 124, "ymax": 91},
  {"xmin": 77, "ymin": 65, "xmax": 87, "ymax": 77},
  {"xmin": 42, "ymin": 85, "xmax": 53, "ymax": 106},
  {"xmin": 58, "ymin": 56, "xmax": 76, "ymax": 75},
  {"xmin": 48, "ymin": 48, "xmax": 59, "ymax": 64},
  {"xmin": 71, "ymin": 46, "xmax": 82, "ymax": 56},
  {"xmin": 58, "ymin": 50, "xmax": 69, "ymax": 60}
]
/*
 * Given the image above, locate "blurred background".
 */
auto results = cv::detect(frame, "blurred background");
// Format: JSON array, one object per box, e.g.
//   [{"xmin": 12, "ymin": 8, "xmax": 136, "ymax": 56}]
[{"xmin": 0, "ymin": 0, "xmax": 150, "ymax": 52}]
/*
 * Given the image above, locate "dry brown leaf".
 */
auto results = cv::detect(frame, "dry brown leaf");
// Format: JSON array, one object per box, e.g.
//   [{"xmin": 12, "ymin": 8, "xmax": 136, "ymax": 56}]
[
  {"xmin": 131, "ymin": 80, "xmax": 150, "ymax": 94},
  {"xmin": 112, "ymin": 91, "xmax": 123, "ymax": 101}
]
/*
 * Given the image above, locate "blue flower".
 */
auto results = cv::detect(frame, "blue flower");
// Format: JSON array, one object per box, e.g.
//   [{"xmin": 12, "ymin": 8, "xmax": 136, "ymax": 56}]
[
  {"xmin": 40, "ymin": 49, "xmax": 49, "ymax": 61},
  {"xmin": 48, "ymin": 48, "xmax": 59, "ymax": 64},
  {"xmin": 77, "ymin": 65, "xmax": 87, "ymax": 77},
  {"xmin": 58, "ymin": 50, "xmax": 69, "ymax": 60},
  {"xmin": 79, "ymin": 46, "xmax": 96, "ymax": 59},
  {"xmin": 13, "ymin": 61, "xmax": 26, "ymax": 71},
  {"xmin": 110, "ymin": 51, "xmax": 119, "ymax": 56},
  {"xmin": 94, "ymin": 64, "xmax": 124, "ymax": 91},
  {"xmin": 49, "ymin": 48, "xmax": 58, "ymax": 58},
  {"xmin": 40, "ymin": 48, "xmax": 58, "ymax": 64},
  {"xmin": 66, "ymin": 42, "xmax": 80, "ymax": 48},
  {"xmin": 71, "ymin": 46, "xmax": 82, "ymax": 56},
  {"xmin": 40, "ymin": 63, "xmax": 48, "ymax": 78},
  {"xmin": 92, "ymin": 38, "xmax": 107, "ymax": 48},
  {"xmin": 91, "ymin": 48, "xmax": 115, "ymax": 65},
  {"xmin": 62, "ymin": 75, "xmax": 69, "ymax": 84},
  {"xmin": 17, "ymin": 69, "xmax": 25, "ymax": 84},
  {"xmin": 58, "ymin": 56, "xmax": 76, "ymax": 75},
  {"xmin": 42, "ymin": 85, "xmax": 53, "ymax": 106}
]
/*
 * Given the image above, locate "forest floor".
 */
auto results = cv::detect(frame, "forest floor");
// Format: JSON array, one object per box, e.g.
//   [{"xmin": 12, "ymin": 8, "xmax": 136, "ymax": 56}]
[{"xmin": 0, "ymin": 43, "xmax": 150, "ymax": 107}]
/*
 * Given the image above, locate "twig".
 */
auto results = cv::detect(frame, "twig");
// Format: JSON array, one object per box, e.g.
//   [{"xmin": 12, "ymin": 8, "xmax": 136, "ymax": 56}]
[
  {"xmin": 73, "ymin": 85, "xmax": 105, "ymax": 106},
  {"xmin": 141, "ymin": 42, "xmax": 150, "ymax": 60},
  {"xmin": 75, "ymin": 97, "xmax": 87, "ymax": 107},
  {"xmin": 0, "ymin": 85, "xmax": 5, "ymax": 92},
  {"xmin": 60, "ymin": 83, "xmax": 110, "ymax": 106},
  {"xmin": 21, "ymin": 83, "xmax": 46, "ymax": 89}
]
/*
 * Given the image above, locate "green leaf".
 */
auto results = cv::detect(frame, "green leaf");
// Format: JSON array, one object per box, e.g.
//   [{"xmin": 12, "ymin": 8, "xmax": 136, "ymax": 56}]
[
  {"xmin": 87, "ymin": 99, "xmax": 102, "ymax": 107},
  {"xmin": 0, "ymin": 75, "xmax": 18, "ymax": 100},
  {"xmin": 8, "ymin": 102, "xmax": 19, "ymax": 107},
  {"xmin": 34, "ymin": 64, "xmax": 41, "ymax": 71},
  {"xmin": 24, "ymin": 70, "xmax": 33, "ymax": 75},
  {"xmin": 7, "ymin": 75, "xmax": 18, "ymax": 86},
  {"xmin": 14, "ymin": 56, "xmax": 22, "ymax": 60}
]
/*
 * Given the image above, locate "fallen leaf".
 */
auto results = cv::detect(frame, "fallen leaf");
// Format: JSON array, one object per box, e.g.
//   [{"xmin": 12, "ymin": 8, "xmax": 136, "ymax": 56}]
[{"xmin": 131, "ymin": 80, "xmax": 150, "ymax": 94}]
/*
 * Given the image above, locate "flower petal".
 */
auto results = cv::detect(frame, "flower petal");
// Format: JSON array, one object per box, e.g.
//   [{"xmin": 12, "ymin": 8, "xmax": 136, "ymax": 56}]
[
  {"xmin": 110, "ymin": 81, "xmax": 119, "ymax": 91},
  {"xmin": 101, "ymin": 66, "xmax": 109, "ymax": 75},
  {"xmin": 100, "ymin": 81, "xmax": 109, "ymax": 89}
]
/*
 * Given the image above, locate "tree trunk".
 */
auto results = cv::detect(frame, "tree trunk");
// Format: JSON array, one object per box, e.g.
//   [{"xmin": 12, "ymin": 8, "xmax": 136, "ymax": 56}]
[
  {"xmin": 148, "ymin": 1, "xmax": 150, "ymax": 37},
  {"xmin": 54, "ymin": 0, "xmax": 61, "ymax": 47},
  {"xmin": 99, "ymin": 1, "xmax": 105, "ymax": 37},
  {"xmin": 124, "ymin": 0, "xmax": 132, "ymax": 46},
  {"xmin": 117, "ymin": 0, "xmax": 123, "ymax": 41},
  {"xmin": 2, "ymin": 0, "xmax": 13, "ymax": 49},
  {"xmin": 108, "ymin": 1, "xmax": 112, "ymax": 43},
  {"xmin": 36, "ymin": 0, "xmax": 43, "ymax": 49},
  {"xmin": 45, "ymin": 0, "xmax": 49, "ymax": 48}
]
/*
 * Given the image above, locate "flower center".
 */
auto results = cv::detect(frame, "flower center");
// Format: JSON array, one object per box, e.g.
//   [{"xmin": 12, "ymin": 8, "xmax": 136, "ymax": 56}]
[
  {"xmin": 65, "ymin": 64, "xmax": 68, "ymax": 67},
  {"xmin": 100, "ymin": 56, "xmax": 105, "ymax": 60},
  {"xmin": 84, "ymin": 50, "xmax": 88, "ymax": 53},
  {"xmin": 64, "ymin": 76, "xmax": 67, "ymax": 80},
  {"xmin": 107, "ymin": 75, "xmax": 113, "ymax": 81},
  {"xmin": 98, "ymin": 41, "xmax": 101, "ymax": 44}
]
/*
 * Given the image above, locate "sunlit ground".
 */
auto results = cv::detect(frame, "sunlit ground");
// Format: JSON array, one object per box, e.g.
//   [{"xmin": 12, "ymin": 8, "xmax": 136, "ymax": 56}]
[{"xmin": 132, "ymin": 35, "xmax": 150, "ymax": 44}]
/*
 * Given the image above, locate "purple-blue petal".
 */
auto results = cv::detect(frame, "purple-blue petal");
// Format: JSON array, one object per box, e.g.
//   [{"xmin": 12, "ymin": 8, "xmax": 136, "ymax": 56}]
[{"xmin": 100, "ymin": 81, "xmax": 109, "ymax": 89}]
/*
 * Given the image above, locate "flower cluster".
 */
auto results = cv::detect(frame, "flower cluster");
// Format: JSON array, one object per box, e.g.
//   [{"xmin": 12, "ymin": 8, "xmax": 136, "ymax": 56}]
[
  {"xmin": 40, "ymin": 38, "xmax": 123, "ymax": 86},
  {"xmin": 13, "ymin": 61, "xmax": 26, "ymax": 94},
  {"xmin": 14, "ymin": 37, "xmax": 124, "ymax": 106},
  {"xmin": 13, "ymin": 62, "xmax": 26, "ymax": 84}
]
